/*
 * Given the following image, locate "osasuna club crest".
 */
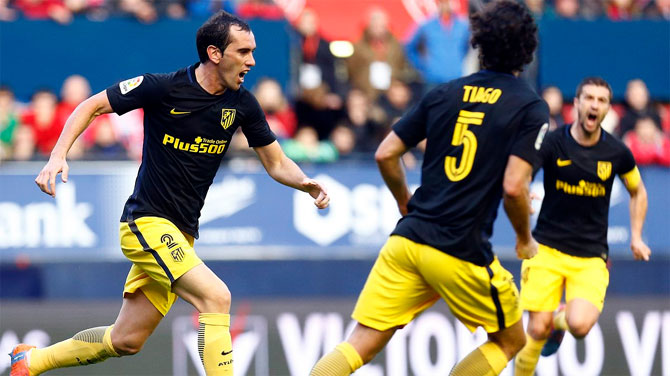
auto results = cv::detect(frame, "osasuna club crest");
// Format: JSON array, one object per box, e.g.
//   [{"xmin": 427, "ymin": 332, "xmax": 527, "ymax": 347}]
[
  {"xmin": 221, "ymin": 109, "xmax": 236, "ymax": 129},
  {"xmin": 597, "ymin": 161, "xmax": 612, "ymax": 181}
]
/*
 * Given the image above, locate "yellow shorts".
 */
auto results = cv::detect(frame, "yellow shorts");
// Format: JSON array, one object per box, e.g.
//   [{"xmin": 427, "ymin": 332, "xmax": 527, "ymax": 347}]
[
  {"xmin": 520, "ymin": 243, "xmax": 609, "ymax": 312},
  {"xmin": 120, "ymin": 216, "xmax": 203, "ymax": 315},
  {"xmin": 352, "ymin": 235, "xmax": 522, "ymax": 333}
]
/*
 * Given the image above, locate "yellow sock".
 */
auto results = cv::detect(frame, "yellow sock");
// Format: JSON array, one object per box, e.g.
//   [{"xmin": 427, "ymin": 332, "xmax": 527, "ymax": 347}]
[
  {"xmin": 514, "ymin": 334, "xmax": 546, "ymax": 376},
  {"xmin": 310, "ymin": 342, "xmax": 364, "ymax": 376},
  {"xmin": 554, "ymin": 309, "xmax": 568, "ymax": 331},
  {"xmin": 198, "ymin": 313, "xmax": 232, "ymax": 376},
  {"xmin": 450, "ymin": 341, "xmax": 509, "ymax": 376},
  {"xmin": 28, "ymin": 325, "xmax": 119, "ymax": 375}
]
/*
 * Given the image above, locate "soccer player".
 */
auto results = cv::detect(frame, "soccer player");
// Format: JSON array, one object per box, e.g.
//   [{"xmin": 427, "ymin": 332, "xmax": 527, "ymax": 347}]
[
  {"xmin": 514, "ymin": 77, "xmax": 651, "ymax": 376},
  {"xmin": 310, "ymin": 1, "xmax": 548, "ymax": 375},
  {"xmin": 11, "ymin": 11, "xmax": 329, "ymax": 376}
]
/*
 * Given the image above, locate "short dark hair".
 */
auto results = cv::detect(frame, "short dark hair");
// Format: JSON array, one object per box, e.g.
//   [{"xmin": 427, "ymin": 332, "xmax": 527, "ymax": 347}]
[
  {"xmin": 196, "ymin": 11, "xmax": 251, "ymax": 64},
  {"xmin": 470, "ymin": 0, "xmax": 538, "ymax": 73},
  {"xmin": 576, "ymin": 77, "xmax": 613, "ymax": 100}
]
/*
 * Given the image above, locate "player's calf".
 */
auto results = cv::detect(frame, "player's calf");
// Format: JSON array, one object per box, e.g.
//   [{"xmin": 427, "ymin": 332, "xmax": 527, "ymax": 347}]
[{"xmin": 15, "ymin": 326, "xmax": 120, "ymax": 375}]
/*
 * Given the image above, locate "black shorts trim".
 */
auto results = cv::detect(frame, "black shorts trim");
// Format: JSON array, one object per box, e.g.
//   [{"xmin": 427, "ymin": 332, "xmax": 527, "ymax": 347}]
[
  {"xmin": 128, "ymin": 220, "xmax": 175, "ymax": 283},
  {"xmin": 486, "ymin": 265, "xmax": 505, "ymax": 331}
]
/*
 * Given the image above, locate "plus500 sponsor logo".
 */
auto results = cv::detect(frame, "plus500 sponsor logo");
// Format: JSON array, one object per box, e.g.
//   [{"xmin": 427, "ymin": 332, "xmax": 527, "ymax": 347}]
[{"xmin": 162, "ymin": 134, "xmax": 227, "ymax": 155}]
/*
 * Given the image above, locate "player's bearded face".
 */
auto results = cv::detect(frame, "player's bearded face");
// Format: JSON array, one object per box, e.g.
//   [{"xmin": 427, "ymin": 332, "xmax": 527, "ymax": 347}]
[
  {"xmin": 575, "ymin": 84, "xmax": 611, "ymax": 135},
  {"xmin": 219, "ymin": 28, "xmax": 256, "ymax": 90}
]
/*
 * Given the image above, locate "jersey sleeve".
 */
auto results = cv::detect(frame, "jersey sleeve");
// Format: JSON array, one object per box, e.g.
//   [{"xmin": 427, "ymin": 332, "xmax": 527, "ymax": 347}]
[
  {"xmin": 240, "ymin": 90, "xmax": 276, "ymax": 148},
  {"xmin": 511, "ymin": 99, "xmax": 550, "ymax": 166},
  {"xmin": 106, "ymin": 73, "xmax": 169, "ymax": 115},
  {"xmin": 392, "ymin": 92, "xmax": 429, "ymax": 148},
  {"xmin": 617, "ymin": 144, "xmax": 637, "ymax": 175}
]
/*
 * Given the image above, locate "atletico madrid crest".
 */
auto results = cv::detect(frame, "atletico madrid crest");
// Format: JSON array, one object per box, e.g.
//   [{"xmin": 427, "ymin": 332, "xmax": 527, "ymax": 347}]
[
  {"xmin": 597, "ymin": 161, "xmax": 612, "ymax": 181},
  {"xmin": 221, "ymin": 109, "xmax": 236, "ymax": 130}
]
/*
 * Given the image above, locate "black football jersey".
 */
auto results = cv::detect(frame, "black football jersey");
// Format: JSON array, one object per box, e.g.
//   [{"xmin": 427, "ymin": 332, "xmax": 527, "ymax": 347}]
[
  {"xmin": 107, "ymin": 64, "xmax": 276, "ymax": 238},
  {"xmin": 533, "ymin": 125, "xmax": 637, "ymax": 260},
  {"xmin": 391, "ymin": 70, "xmax": 549, "ymax": 266}
]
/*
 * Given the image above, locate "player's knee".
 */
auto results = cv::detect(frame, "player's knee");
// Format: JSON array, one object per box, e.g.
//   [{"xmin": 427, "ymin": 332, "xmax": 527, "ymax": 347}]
[
  {"xmin": 112, "ymin": 333, "xmax": 146, "ymax": 356},
  {"xmin": 567, "ymin": 318, "xmax": 594, "ymax": 339},
  {"xmin": 202, "ymin": 285, "xmax": 232, "ymax": 313},
  {"xmin": 527, "ymin": 317, "xmax": 552, "ymax": 340}
]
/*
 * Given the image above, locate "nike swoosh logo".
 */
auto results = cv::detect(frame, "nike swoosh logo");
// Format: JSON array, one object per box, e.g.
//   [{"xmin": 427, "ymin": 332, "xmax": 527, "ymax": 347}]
[
  {"xmin": 170, "ymin": 108, "xmax": 191, "ymax": 115},
  {"xmin": 557, "ymin": 158, "xmax": 572, "ymax": 167},
  {"xmin": 221, "ymin": 350, "xmax": 233, "ymax": 356}
]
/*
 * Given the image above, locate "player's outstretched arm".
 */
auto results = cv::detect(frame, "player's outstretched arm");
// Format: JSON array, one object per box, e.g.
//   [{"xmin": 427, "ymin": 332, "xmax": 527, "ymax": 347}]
[
  {"xmin": 35, "ymin": 90, "xmax": 114, "ymax": 197},
  {"xmin": 253, "ymin": 141, "xmax": 329, "ymax": 209},
  {"xmin": 622, "ymin": 169, "xmax": 651, "ymax": 261},
  {"xmin": 502, "ymin": 155, "xmax": 537, "ymax": 259},
  {"xmin": 375, "ymin": 131, "xmax": 412, "ymax": 216}
]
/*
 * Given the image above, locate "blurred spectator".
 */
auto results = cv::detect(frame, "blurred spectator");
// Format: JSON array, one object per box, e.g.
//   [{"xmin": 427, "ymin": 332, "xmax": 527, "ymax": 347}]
[
  {"xmin": 14, "ymin": 0, "xmax": 73, "ymax": 23},
  {"xmin": 56, "ymin": 74, "xmax": 125, "ymax": 159},
  {"xmin": 86, "ymin": 117, "xmax": 129, "ymax": 159},
  {"xmin": 580, "ymin": 0, "xmax": 605, "ymax": 19},
  {"xmin": 56, "ymin": 74, "xmax": 91, "ymax": 127},
  {"xmin": 237, "ymin": 0, "xmax": 283, "ymax": 20},
  {"xmin": 405, "ymin": 0, "xmax": 469, "ymax": 90},
  {"xmin": 293, "ymin": 7, "xmax": 345, "ymax": 98},
  {"xmin": 542, "ymin": 86, "xmax": 565, "ymax": 130},
  {"xmin": 524, "ymin": 0, "xmax": 546, "ymax": 19},
  {"xmin": 253, "ymin": 78, "xmax": 297, "ymax": 139},
  {"xmin": 341, "ymin": 89, "xmax": 386, "ymax": 153},
  {"xmin": 618, "ymin": 79, "xmax": 662, "ymax": 137},
  {"xmin": 160, "ymin": 0, "xmax": 186, "ymax": 19},
  {"xmin": 0, "ymin": 86, "xmax": 22, "ymax": 161},
  {"xmin": 623, "ymin": 115, "xmax": 670, "ymax": 166},
  {"xmin": 115, "ymin": 0, "xmax": 158, "ymax": 23},
  {"xmin": 21, "ymin": 89, "xmax": 63, "ymax": 157},
  {"xmin": 281, "ymin": 126, "xmax": 338, "ymax": 163},
  {"xmin": 347, "ymin": 7, "xmax": 416, "ymax": 100},
  {"xmin": 0, "ymin": 0, "xmax": 18, "ymax": 20},
  {"xmin": 406, "ymin": 0, "xmax": 470, "ymax": 91},
  {"xmin": 329, "ymin": 124, "xmax": 356, "ymax": 159},
  {"xmin": 376, "ymin": 79, "xmax": 413, "ymax": 127},
  {"xmin": 644, "ymin": 0, "xmax": 670, "ymax": 20},
  {"xmin": 645, "ymin": 0, "xmax": 670, "ymax": 19},
  {"xmin": 63, "ymin": 0, "xmax": 107, "ymax": 20},
  {"xmin": 11, "ymin": 125, "xmax": 36, "ymax": 161},
  {"xmin": 550, "ymin": 0, "xmax": 580, "ymax": 18},
  {"xmin": 606, "ymin": 0, "xmax": 642, "ymax": 20},
  {"xmin": 295, "ymin": 84, "xmax": 343, "ymax": 140}
]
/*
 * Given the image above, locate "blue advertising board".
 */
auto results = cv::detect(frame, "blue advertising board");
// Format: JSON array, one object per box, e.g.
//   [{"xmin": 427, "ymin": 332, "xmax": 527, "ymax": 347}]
[{"xmin": 1, "ymin": 161, "xmax": 668, "ymax": 262}]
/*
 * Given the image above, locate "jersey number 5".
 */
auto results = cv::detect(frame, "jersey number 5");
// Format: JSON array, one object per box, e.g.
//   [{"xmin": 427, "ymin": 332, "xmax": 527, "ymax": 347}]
[{"xmin": 444, "ymin": 110, "xmax": 485, "ymax": 182}]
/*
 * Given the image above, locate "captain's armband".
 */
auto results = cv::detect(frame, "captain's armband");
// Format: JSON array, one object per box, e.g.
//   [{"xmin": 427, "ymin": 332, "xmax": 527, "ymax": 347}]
[{"xmin": 620, "ymin": 166, "xmax": 641, "ymax": 190}]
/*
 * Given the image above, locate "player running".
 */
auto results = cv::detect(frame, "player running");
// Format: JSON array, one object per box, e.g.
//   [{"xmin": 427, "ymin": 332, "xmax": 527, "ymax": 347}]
[
  {"xmin": 311, "ymin": 1, "xmax": 548, "ymax": 375},
  {"xmin": 514, "ymin": 77, "xmax": 651, "ymax": 376},
  {"xmin": 12, "ymin": 10, "xmax": 329, "ymax": 376}
]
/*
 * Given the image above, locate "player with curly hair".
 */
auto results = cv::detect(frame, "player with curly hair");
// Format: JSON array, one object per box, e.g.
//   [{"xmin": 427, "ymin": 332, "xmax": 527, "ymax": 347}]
[{"xmin": 310, "ymin": 1, "xmax": 548, "ymax": 375}]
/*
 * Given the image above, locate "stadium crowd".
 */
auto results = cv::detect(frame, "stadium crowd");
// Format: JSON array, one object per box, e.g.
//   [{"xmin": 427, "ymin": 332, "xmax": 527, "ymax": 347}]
[{"xmin": 1, "ymin": 0, "xmax": 669, "ymax": 166}]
